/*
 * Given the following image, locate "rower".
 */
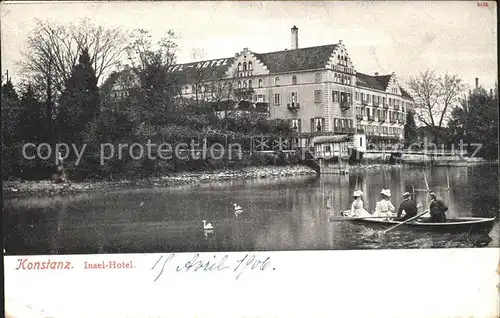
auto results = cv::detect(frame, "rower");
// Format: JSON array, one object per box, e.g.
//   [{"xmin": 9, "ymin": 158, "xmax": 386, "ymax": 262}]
[
  {"xmin": 394, "ymin": 192, "xmax": 418, "ymax": 221},
  {"xmin": 428, "ymin": 191, "xmax": 448, "ymax": 223}
]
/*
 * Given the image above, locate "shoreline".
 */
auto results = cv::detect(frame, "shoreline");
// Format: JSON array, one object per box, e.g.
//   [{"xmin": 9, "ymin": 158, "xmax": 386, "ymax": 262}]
[
  {"xmin": 3, "ymin": 160, "xmax": 497, "ymax": 198},
  {"xmin": 2, "ymin": 165, "xmax": 317, "ymax": 197}
]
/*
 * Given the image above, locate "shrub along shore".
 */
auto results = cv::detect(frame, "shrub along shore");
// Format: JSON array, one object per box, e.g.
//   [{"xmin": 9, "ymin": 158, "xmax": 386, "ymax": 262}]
[{"xmin": 2, "ymin": 165, "xmax": 318, "ymax": 197}]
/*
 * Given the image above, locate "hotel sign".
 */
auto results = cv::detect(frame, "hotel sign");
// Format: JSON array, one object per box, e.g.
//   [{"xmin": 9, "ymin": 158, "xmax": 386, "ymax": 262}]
[{"xmin": 168, "ymin": 59, "xmax": 229, "ymax": 72}]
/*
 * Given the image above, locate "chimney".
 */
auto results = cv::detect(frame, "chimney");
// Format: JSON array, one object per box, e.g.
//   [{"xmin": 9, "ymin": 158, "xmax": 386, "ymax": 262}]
[
  {"xmin": 291, "ymin": 25, "xmax": 298, "ymax": 50},
  {"xmin": 374, "ymin": 72, "xmax": 379, "ymax": 76},
  {"xmin": 475, "ymin": 77, "xmax": 479, "ymax": 88}
]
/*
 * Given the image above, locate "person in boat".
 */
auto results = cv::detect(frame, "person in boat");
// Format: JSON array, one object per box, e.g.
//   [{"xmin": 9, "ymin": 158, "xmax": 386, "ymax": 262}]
[
  {"xmin": 372, "ymin": 189, "xmax": 395, "ymax": 218},
  {"xmin": 428, "ymin": 191, "xmax": 448, "ymax": 223},
  {"xmin": 347, "ymin": 190, "xmax": 371, "ymax": 217},
  {"xmin": 394, "ymin": 192, "xmax": 418, "ymax": 221}
]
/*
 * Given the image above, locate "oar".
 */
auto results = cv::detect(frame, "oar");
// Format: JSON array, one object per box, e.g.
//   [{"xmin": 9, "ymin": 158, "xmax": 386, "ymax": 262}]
[
  {"xmin": 329, "ymin": 216, "xmax": 393, "ymax": 222},
  {"xmin": 383, "ymin": 210, "xmax": 429, "ymax": 233}
]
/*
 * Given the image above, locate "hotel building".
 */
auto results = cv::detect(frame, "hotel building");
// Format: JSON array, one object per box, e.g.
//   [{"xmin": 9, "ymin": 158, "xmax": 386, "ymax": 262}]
[{"xmin": 110, "ymin": 26, "xmax": 414, "ymax": 147}]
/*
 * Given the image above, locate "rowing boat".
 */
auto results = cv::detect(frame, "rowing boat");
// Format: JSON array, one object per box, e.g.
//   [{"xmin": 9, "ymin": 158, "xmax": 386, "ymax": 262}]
[{"xmin": 333, "ymin": 214, "xmax": 496, "ymax": 234}]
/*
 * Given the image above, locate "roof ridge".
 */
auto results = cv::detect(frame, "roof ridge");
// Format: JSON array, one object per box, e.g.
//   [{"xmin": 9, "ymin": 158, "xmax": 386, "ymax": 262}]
[{"xmin": 254, "ymin": 43, "xmax": 337, "ymax": 56}]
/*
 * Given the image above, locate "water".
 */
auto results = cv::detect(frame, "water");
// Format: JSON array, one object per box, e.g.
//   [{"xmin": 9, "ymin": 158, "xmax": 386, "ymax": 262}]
[{"xmin": 3, "ymin": 165, "xmax": 499, "ymax": 254}]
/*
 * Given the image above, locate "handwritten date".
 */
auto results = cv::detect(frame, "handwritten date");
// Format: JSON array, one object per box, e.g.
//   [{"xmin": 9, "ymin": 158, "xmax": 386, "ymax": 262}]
[{"xmin": 151, "ymin": 253, "xmax": 273, "ymax": 281}]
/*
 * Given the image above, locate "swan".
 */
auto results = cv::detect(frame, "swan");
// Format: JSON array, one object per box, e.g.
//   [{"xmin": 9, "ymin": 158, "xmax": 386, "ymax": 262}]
[
  {"xmin": 233, "ymin": 203, "xmax": 243, "ymax": 217},
  {"xmin": 202, "ymin": 220, "xmax": 214, "ymax": 230}
]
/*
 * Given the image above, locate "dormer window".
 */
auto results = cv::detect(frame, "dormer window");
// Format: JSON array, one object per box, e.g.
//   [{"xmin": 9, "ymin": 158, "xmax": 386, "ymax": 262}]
[
  {"xmin": 292, "ymin": 75, "xmax": 297, "ymax": 85},
  {"xmin": 258, "ymin": 79, "xmax": 263, "ymax": 88},
  {"xmin": 275, "ymin": 77, "xmax": 280, "ymax": 86},
  {"xmin": 238, "ymin": 63, "xmax": 242, "ymax": 72},
  {"xmin": 248, "ymin": 62, "xmax": 253, "ymax": 71}
]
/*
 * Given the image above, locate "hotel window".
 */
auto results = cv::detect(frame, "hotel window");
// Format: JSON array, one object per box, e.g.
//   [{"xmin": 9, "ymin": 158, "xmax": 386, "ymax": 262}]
[
  {"xmin": 248, "ymin": 61, "xmax": 253, "ymax": 71},
  {"xmin": 341, "ymin": 119, "xmax": 345, "ymax": 127},
  {"xmin": 243, "ymin": 62, "xmax": 247, "ymax": 71},
  {"xmin": 402, "ymin": 106, "xmax": 405, "ymax": 112},
  {"xmin": 314, "ymin": 90, "xmax": 322, "ymax": 103},
  {"xmin": 274, "ymin": 93, "xmax": 280, "ymax": 105},
  {"xmin": 257, "ymin": 94, "xmax": 265, "ymax": 102},
  {"xmin": 315, "ymin": 73, "xmax": 321, "ymax": 83},
  {"xmin": 361, "ymin": 93, "xmax": 365, "ymax": 101},
  {"xmin": 334, "ymin": 118, "xmax": 339, "ymax": 128},
  {"xmin": 238, "ymin": 63, "xmax": 242, "ymax": 72},
  {"xmin": 355, "ymin": 92, "xmax": 359, "ymax": 101},
  {"xmin": 348, "ymin": 119, "xmax": 353, "ymax": 128},
  {"xmin": 340, "ymin": 92, "xmax": 346, "ymax": 104},
  {"xmin": 314, "ymin": 118, "xmax": 324, "ymax": 132},
  {"xmin": 243, "ymin": 81, "xmax": 247, "ymax": 88},
  {"xmin": 275, "ymin": 77, "xmax": 280, "ymax": 86},
  {"xmin": 291, "ymin": 92, "xmax": 298, "ymax": 103},
  {"xmin": 333, "ymin": 91, "xmax": 338, "ymax": 102},
  {"xmin": 389, "ymin": 98, "xmax": 392, "ymax": 105},
  {"xmin": 383, "ymin": 97, "xmax": 386, "ymax": 106},
  {"xmin": 291, "ymin": 118, "xmax": 300, "ymax": 132},
  {"xmin": 368, "ymin": 94, "xmax": 371, "ymax": 103},
  {"xmin": 258, "ymin": 79, "xmax": 263, "ymax": 88},
  {"xmin": 348, "ymin": 77, "xmax": 351, "ymax": 85},
  {"xmin": 347, "ymin": 93, "xmax": 352, "ymax": 104},
  {"xmin": 248, "ymin": 80, "xmax": 252, "ymax": 88},
  {"xmin": 292, "ymin": 75, "xmax": 297, "ymax": 85}
]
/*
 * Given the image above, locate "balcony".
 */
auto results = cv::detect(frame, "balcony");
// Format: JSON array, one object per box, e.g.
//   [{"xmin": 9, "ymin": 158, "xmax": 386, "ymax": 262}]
[
  {"xmin": 389, "ymin": 118, "xmax": 397, "ymax": 124},
  {"xmin": 340, "ymin": 102, "xmax": 352, "ymax": 110},
  {"xmin": 356, "ymin": 113, "xmax": 364, "ymax": 120},
  {"xmin": 379, "ymin": 117, "xmax": 386, "ymax": 123},
  {"xmin": 255, "ymin": 102, "xmax": 270, "ymax": 112},
  {"xmin": 287, "ymin": 102, "xmax": 300, "ymax": 112},
  {"xmin": 333, "ymin": 127, "xmax": 356, "ymax": 134},
  {"xmin": 237, "ymin": 70, "xmax": 253, "ymax": 78},
  {"xmin": 373, "ymin": 101, "xmax": 380, "ymax": 107},
  {"xmin": 367, "ymin": 115, "xmax": 375, "ymax": 122}
]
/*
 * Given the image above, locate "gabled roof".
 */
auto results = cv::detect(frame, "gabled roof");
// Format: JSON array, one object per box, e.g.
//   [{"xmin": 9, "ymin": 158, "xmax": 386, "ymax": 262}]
[
  {"xmin": 399, "ymin": 86, "xmax": 412, "ymax": 99},
  {"xmin": 253, "ymin": 44, "xmax": 338, "ymax": 73},
  {"xmin": 355, "ymin": 72, "xmax": 387, "ymax": 90},
  {"xmin": 374, "ymin": 75, "xmax": 392, "ymax": 89}
]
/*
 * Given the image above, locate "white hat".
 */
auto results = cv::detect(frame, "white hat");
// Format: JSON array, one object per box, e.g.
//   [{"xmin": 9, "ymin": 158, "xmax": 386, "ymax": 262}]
[
  {"xmin": 402, "ymin": 192, "xmax": 411, "ymax": 198},
  {"xmin": 353, "ymin": 190, "xmax": 364, "ymax": 197},
  {"xmin": 381, "ymin": 189, "xmax": 391, "ymax": 197}
]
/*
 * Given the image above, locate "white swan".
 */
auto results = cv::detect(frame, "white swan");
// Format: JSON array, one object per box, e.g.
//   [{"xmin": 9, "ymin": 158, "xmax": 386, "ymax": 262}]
[
  {"xmin": 202, "ymin": 220, "xmax": 214, "ymax": 230},
  {"xmin": 233, "ymin": 203, "xmax": 243, "ymax": 217}
]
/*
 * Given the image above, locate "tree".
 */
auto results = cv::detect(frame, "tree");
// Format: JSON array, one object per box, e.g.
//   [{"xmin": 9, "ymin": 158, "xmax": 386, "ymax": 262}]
[
  {"xmin": 18, "ymin": 19, "xmax": 128, "ymax": 94},
  {"xmin": 404, "ymin": 110, "xmax": 418, "ymax": 146},
  {"xmin": 57, "ymin": 48, "xmax": 100, "ymax": 146},
  {"xmin": 1, "ymin": 78, "xmax": 21, "ymax": 179},
  {"xmin": 449, "ymin": 85, "xmax": 498, "ymax": 159},
  {"xmin": 407, "ymin": 70, "xmax": 464, "ymax": 144}
]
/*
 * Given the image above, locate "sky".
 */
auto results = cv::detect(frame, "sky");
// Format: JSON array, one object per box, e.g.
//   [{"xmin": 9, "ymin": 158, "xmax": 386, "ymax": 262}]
[{"xmin": 1, "ymin": 1, "xmax": 498, "ymax": 90}]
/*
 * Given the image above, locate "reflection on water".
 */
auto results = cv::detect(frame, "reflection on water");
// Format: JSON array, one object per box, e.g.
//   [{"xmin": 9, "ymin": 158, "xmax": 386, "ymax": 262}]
[{"xmin": 3, "ymin": 165, "xmax": 499, "ymax": 254}]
